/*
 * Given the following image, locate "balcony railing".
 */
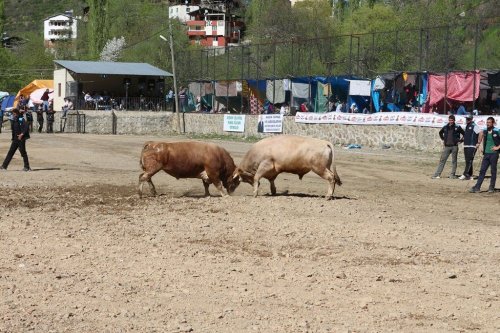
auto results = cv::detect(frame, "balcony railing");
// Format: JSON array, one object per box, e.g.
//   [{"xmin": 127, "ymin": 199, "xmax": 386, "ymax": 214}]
[{"xmin": 74, "ymin": 96, "xmax": 173, "ymax": 111}]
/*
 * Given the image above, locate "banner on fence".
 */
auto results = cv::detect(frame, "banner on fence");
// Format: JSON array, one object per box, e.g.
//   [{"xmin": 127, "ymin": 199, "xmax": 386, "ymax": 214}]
[
  {"xmin": 294, "ymin": 112, "xmax": 494, "ymax": 128},
  {"xmin": 223, "ymin": 114, "xmax": 246, "ymax": 132},
  {"xmin": 257, "ymin": 114, "xmax": 283, "ymax": 133}
]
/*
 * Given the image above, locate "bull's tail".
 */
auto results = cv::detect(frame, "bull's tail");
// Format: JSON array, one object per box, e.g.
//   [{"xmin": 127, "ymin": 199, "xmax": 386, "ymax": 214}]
[{"xmin": 327, "ymin": 143, "xmax": 342, "ymax": 186}]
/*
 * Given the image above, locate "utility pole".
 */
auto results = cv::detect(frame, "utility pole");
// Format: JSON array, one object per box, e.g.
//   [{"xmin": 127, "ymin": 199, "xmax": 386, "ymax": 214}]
[{"xmin": 160, "ymin": 21, "xmax": 181, "ymax": 134}]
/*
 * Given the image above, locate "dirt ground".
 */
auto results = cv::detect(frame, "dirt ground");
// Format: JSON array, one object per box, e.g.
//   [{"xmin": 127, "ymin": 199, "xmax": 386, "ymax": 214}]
[{"xmin": 0, "ymin": 131, "xmax": 499, "ymax": 333}]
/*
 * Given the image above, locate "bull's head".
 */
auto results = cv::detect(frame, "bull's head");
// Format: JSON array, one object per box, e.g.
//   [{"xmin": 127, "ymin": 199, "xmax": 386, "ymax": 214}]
[{"xmin": 226, "ymin": 169, "xmax": 242, "ymax": 194}]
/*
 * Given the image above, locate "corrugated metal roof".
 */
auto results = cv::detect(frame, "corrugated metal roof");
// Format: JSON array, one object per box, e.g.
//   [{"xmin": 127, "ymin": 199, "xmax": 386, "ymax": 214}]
[{"xmin": 54, "ymin": 60, "xmax": 172, "ymax": 77}]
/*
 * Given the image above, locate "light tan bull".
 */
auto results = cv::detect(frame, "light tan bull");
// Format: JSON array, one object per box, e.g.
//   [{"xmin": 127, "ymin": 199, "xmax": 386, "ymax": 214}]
[{"xmin": 233, "ymin": 135, "xmax": 342, "ymax": 199}]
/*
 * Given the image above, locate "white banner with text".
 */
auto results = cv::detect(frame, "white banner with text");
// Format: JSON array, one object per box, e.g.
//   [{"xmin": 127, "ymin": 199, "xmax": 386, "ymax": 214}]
[{"xmin": 295, "ymin": 112, "xmax": 494, "ymax": 128}]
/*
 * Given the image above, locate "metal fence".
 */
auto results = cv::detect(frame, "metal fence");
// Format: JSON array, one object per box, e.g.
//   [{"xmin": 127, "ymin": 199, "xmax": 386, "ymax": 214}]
[
  {"xmin": 75, "ymin": 97, "xmax": 173, "ymax": 112},
  {"xmin": 176, "ymin": 21, "xmax": 499, "ymax": 83}
]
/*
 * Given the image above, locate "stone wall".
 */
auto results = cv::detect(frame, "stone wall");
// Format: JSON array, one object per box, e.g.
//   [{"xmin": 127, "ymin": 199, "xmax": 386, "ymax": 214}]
[
  {"xmin": 183, "ymin": 113, "xmax": 443, "ymax": 151},
  {"xmin": 64, "ymin": 111, "xmax": 443, "ymax": 152}
]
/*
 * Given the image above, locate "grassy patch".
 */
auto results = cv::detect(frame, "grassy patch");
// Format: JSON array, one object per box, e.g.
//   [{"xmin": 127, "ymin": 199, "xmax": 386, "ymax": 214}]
[{"xmin": 185, "ymin": 133, "xmax": 262, "ymax": 143}]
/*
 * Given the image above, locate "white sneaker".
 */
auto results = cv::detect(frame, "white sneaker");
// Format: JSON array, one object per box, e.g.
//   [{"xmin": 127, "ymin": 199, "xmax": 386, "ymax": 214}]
[
  {"xmin": 459, "ymin": 175, "xmax": 466, "ymax": 180},
  {"xmin": 431, "ymin": 175, "xmax": 440, "ymax": 179}
]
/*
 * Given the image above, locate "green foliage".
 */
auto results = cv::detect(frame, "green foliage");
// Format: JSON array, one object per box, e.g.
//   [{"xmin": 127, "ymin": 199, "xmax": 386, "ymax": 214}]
[
  {"xmin": 88, "ymin": 0, "xmax": 109, "ymax": 59},
  {"xmin": 0, "ymin": 0, "xmax": 4, "ymax": 34}
]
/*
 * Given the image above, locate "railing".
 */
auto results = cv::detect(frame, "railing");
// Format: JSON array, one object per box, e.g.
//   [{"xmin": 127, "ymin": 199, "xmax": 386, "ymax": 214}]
[{"xmin": 74, "ymin": 97, "xmax": 173, "ymax": 111}]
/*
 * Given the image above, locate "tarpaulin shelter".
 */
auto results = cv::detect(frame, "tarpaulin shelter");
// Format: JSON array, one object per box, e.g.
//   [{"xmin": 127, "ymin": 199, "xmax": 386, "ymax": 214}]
[
  {"xmin": 1, "ymin": 95, "xmax": 15, "ymax": 111},
  {"xmin": 425, "ymin": 71, "xmax": 480, "ymax": 113},
  {"xmin": 15, "ymin": 80, "xmax": 53, "ymax": 107}
]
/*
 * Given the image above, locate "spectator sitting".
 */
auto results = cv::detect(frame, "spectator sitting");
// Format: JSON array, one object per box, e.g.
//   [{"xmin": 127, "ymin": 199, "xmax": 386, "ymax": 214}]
[{"xmin": 457, "ymin": 103, "xmax": 467, "ymax": 115}]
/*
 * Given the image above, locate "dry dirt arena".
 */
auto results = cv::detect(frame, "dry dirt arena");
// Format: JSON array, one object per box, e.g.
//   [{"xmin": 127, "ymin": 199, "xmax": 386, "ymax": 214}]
[{"xmin": 0, "ymin": 132, "xmax": 499, "ymax": 333}]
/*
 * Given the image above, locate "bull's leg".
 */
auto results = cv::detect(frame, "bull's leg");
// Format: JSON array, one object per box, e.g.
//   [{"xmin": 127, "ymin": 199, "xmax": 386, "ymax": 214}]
[
  {"xmin": 313, "ymin": 167, "xmax": 336, "ymax": 200},
  {"xmin": 148, "ymin": 179, "xmax": 157, "ymax": 197},
  {"xmin": 202, "ymin": 180, "xmax": 210, "ymax": 197},
  {"xmin": 204, "ymin": 170, "xmax": 227, "ymax": 197},
  {"xmin": 253, "ymin": 160, "xmax": 274, "ymax": 197},
  {"xmin": 138, "ymin": 165, "xmax": 162, "ymax": 198},
  {"xmin": 212, "ymin": 179, "xmax": 227, "ymax": 197},
  {"xmin": 199, "ymin": 171, "xmax": 211, "ymax": 197},
  {"xmin": 269, "ymin": 177, "xmax": 277, "ymax": 195}
]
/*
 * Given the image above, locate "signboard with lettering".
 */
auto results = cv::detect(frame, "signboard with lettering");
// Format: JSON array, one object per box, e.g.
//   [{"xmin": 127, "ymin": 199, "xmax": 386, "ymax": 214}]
[
  {"xmin": 223, "ymin": 114, "xmax": 246, "ymax": 132},
  {"xmin": 257, "ymin": 114, "xmax": 283, "ymax": 133}
]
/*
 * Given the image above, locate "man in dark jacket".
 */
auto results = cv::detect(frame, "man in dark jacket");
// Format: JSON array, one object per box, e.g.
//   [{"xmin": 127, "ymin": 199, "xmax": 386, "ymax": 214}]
[
  {"xmin": 459, "ymin": 114, "xmax": 481, "ymax": 180},
  {"xmin": 432, "ymin": 115, "xmax": 465, "ymax": 179},
  {"xmin": 470, "ymin": 117, "xmax": 500, "ymax": 193},
  {"xmin": 0, "ymin": 108, "xmax": 31, "ymax": 171}
]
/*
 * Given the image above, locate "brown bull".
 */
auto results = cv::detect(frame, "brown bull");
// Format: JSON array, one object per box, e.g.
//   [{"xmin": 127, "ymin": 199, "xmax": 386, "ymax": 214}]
[
  {"xmin": 139, "ymin": 141, "xmax": 239, "ymax": 198},
  {"xmin": 233, "ymin": 135, "xmax": 342, "ymax": 199}
]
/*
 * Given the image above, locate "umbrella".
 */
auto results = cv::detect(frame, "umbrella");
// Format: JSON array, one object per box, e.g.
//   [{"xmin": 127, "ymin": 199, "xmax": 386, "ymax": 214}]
[{"xmin": 30, "ymin": 88, "xmax": 54, "ymax": 105}]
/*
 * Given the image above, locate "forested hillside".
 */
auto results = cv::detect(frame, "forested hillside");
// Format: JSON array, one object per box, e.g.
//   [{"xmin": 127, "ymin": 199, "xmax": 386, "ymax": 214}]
[{"xmin": 0, "ymin": 0, "xmax": 499, "ymax": 93}]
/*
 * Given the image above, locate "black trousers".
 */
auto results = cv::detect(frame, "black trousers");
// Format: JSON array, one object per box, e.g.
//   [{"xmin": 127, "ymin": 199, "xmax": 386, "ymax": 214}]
[
  {"xmin": 46, "ymin": 121, "xmax": 54, "ymax": 133},
  {"xmin": 38, "ymin": 120, "xmax": 44, "ymax": 133},
  {"xmin": 2, "ymin": 139, "xmax": 30, "ymax": 169},
  {"xmin": 463, "ymin": 147, "xmax": 476, "ymax": 177},
  {"xmin": 474, "ymin": 153, "xmax": 498, "ymax": 190}
]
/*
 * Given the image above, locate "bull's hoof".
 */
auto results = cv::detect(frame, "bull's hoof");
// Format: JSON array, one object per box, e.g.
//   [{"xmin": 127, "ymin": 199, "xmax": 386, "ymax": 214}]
[{"xmin": 326, "ymin": 196, "xmax": 334, "ymax": 200}]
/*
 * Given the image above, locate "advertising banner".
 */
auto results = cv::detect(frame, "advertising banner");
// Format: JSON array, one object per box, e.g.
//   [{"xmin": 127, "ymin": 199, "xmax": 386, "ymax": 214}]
[
  {"xmin": 223, "ymin": 114, "xmax": 246, "ymax": 132},
  {"xmin": 295, "ymin": 112, "xmax": 493, "ymax": 129},
  {"xmin": 257, "ymin": 114, "xmax": 283, "ymax": 133}
]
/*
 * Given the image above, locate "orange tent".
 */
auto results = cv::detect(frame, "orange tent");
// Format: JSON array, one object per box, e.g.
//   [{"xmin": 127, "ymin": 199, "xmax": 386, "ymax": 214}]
[{"xmin": 15, "ymin": 80, "xmax": 54, "ymax": 107}]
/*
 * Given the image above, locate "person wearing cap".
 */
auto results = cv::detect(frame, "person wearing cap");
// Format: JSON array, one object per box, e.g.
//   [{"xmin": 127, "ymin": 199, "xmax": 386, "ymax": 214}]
[
  {"xmin": 470, "ymin": 117, "xmax": 500, "ymax": 193},
  {"xmin": 432, "ymin": 115, "xmax": 465, "ymax": 179},
  {"xmin": 459, "ymin": 114, "xmax": 481, "ymax": 180},
  {"xmin": 0, "ymin": 108, "xmax": 31, "ymax": 171}
]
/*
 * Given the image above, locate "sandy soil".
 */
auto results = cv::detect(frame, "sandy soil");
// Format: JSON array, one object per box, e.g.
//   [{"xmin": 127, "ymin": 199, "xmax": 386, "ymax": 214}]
[{"xmin": 0, "ymin": 132, "xmax": 499, "ymax": 332}]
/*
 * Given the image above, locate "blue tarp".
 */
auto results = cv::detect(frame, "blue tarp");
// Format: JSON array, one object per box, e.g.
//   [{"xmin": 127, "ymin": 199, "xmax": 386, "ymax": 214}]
[{"xmin": 1, "ymin": 95, "xmax": 15, "ymax": 111}]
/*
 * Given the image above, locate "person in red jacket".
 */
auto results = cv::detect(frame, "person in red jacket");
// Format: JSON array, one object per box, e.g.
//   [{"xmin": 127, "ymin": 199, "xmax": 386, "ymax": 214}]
[{"xmin": 40, "ymin": 88, "xmax": 53, "ymax": 112}]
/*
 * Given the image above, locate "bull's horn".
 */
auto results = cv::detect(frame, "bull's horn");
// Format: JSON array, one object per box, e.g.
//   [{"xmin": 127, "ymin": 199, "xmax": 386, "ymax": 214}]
[{"xmin": 232, "ymin": 172, "xmax": 239, "ymax": 179}]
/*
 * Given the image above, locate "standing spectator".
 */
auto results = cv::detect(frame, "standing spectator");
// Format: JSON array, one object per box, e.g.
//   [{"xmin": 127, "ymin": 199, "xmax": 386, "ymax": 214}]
[
  {"xmin": 178, "ymin": 87, "xmax": 187, "ymax": 112},
  {"xmin": 0, "ymin": 108, "xmax": 31, "ymax": 171},
  {"xmin": 25, "ymin": 107, "xmax": 33, "ymax": 133},
  {"xmin": 469, "ymin": 117, "xmax": 500, "ymax": 193},
  {"xmin": 46, "ymin": 105, "xmax": 55, "ymax": 133},
  {"xmin": 459, "ymin": 114, "xmax": 481, "ymax": 180},
  {"xmin": 36, "ymin": 106, "xmax": 44, "ymax": 133},
  {"xmin": 61, "ymin": 98, "xmax": 69, "ymax": 118},
  {"xmin": 166, "ymin": 88, "xmax": 174, "ymax": 104},
  {"xmin": 40, "ymin": 89, "xmax": 53, "ymax": 112},
  {"xmin": 432, "ymin": 115, "xmax": 465, "ymax": 179}
]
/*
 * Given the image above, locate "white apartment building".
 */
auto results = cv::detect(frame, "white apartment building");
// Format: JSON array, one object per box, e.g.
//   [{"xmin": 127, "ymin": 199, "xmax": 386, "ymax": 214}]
[{"xmin": 43, "ymin": 12, "xmax": 77, "ymax": 48}]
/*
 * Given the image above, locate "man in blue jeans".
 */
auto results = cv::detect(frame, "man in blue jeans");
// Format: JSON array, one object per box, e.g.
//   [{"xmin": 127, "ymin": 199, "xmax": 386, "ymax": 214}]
[
  {"xmin": 432, "ymin": 115, "xmax": 465, "ymax": 179},
  {"xmin": 470, "ymin": 117, "xmax": 500, "ymax": 193}
]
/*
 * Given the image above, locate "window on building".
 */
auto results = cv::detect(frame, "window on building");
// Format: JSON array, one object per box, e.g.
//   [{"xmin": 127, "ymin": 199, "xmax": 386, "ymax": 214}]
[{"xmin": 58, "ymin": 83, "xmax": 62, "ymax": 97}]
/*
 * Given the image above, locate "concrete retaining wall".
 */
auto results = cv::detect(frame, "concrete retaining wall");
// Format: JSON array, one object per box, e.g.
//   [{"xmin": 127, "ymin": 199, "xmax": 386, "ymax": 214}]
[{"xmin": 63, "ymin": 111, "xmax": 443, "ymax": 152}]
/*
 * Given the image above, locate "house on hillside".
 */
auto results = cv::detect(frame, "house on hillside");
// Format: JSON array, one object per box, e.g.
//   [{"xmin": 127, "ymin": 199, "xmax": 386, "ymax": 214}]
[
  {"xmin": 43, "ymin": 11, "xmax": 77, "ymax": 49},
  {"xmin": 169, "ymin": 3, "xmax": 200, "ymax": 23},
  {"xmin": 186, "ymin": 7, "xmax": 244, "ymax": 48}
]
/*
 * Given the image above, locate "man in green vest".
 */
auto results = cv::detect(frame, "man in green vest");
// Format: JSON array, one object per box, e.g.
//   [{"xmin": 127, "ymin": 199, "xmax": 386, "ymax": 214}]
[{"xmin": 470, "ymin": 117, "xmax": 500, "ymax": 193}]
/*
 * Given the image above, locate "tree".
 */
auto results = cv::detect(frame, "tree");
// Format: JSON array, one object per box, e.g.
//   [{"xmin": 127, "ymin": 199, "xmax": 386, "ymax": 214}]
[
  {"xmin": 88, "ymin": 0, "xmax": 109, "ymax": 59},
  {"xmin": 100, "ymin": 36, "xmax": 126, "ymax": 61}
]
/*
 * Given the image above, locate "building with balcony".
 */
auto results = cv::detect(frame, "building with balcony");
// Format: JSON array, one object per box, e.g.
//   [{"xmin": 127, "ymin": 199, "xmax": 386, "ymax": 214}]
[
  {"xmin": 169, "ymin": 4, "xmax": 201, "ymax": 23},
  {"xmin": 186, "ymin": 8, "xmax": 244, "ymax": 48},
  {"xmin": 43, "ymin": 11, "xmax": 77, "ymax": 49}
]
